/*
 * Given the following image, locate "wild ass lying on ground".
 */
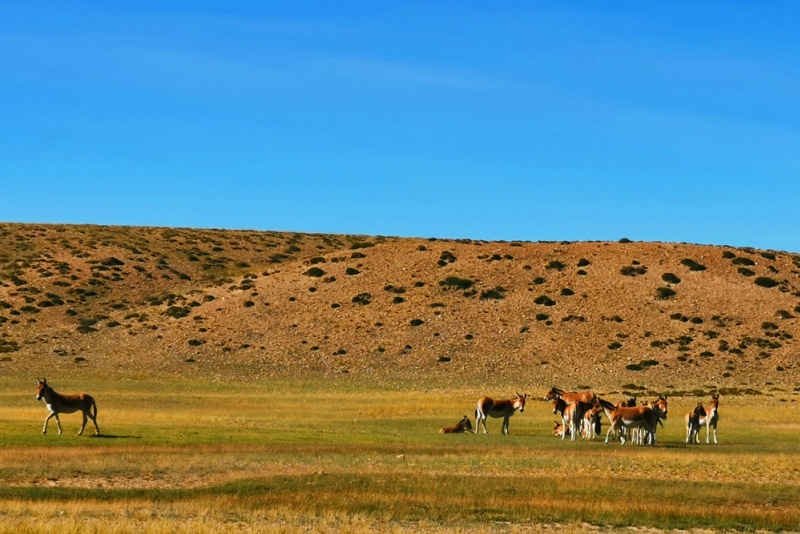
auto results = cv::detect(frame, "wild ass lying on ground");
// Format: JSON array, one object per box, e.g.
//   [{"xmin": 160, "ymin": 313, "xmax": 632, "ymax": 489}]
[
  {"xmin": 440, "ymin": 415, "xmax": 473, "ymax": 434},
  {"xmin": 475, "ymin": 393, "xmax": 527, "ymax": 435},
  {"xmin": 35, "ymin": 378, "xmax": 100, "ymax": 436}
]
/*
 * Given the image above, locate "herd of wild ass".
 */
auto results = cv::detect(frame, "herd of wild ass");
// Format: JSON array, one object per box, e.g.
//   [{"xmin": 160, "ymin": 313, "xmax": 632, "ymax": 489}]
[
  {"xmin": 33, "ymin": 378, "xmax": 719, "ymax": 446},
  {"xmin": 440, "ymin": 387, "xmax": 721, "ymax": 446}
]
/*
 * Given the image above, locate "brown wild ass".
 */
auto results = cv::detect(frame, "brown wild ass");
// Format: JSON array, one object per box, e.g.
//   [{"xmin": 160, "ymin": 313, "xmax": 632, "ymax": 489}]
[
  {"xmin": 544, "ymin": 387, "xmax": 596, "ymax": 405},
  {"xmin": 610, "ymin": 396, "xmax": 638, "ymax": 443},
  {"xmin": 685, "ymin": 403, "xmax": 707, "ymax": 444},
  {"xmin": 696, "ymin": 394, "xmax": 720, "ymax": 444},
  {"xmin": 440, "ymin": 415, "xmax": 473, "ymax": 434},
  {"xmin": 475, "ymin": 393, "xmax": 527, "ymax": 435},
  {"xmin": 597, "ymin": 397, "xmax": 665, "ymax": 446},
  {"xmin": 35, "ymin": 378, "xmax": 99, "ymax": 436},
  {"xmin": 633, "ymin": 397, "xmax": 668, "ymax": 445},
  {"xmin": 544, "ymin": 388, "xmax": 596, "ymax": 442},
  {"xmin": 581, "ymin": 401, "xmax": 604, "ymax": 440}
]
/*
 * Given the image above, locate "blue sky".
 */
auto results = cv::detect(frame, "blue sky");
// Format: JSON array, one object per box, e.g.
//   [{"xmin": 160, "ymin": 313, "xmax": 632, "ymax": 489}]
[{"xmin": 3, "ymin": 2, "xmax": 799, "ymax": 252}]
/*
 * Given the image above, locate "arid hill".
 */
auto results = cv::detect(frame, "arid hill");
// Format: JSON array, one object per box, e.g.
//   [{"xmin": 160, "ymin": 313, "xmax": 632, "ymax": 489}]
[{"xmin": 1, "ymin": 223, "xmax": 798, "ymax": 394}]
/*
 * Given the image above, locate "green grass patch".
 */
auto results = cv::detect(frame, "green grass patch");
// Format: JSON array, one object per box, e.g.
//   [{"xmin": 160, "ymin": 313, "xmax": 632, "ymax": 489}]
[{"xmin": 1, "ymin": 379, "xmax": 800, "ymax": 531}]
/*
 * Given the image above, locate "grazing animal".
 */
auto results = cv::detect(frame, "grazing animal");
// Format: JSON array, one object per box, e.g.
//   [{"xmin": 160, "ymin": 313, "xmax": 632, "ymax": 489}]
[
  {"xmin": 440, "ymin": 415, "xmax": 473, "ymax": 434},
  {"xmin": 475, "ymin": 393, "xmax": 527, "ymax": 435},
  {"xmin": 698, "ymin": 394, "xmax": 720, "ymax": 444},
  {"xmin": 597, "ymin": 398, "xmax": 663, "ymax": 446},
  {"xmin": 685, "ymin": 403, "xmax": 707, "ymax": 444},
  {"xmin": 35, "ymin": 378, "xmax": 99, "ymax": 436}
]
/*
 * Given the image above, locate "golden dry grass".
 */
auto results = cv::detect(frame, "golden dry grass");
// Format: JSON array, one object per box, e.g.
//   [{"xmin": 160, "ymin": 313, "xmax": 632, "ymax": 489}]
[{"xmin": 2, "ymin": 378, "xmax": 800, "ymax": 532}]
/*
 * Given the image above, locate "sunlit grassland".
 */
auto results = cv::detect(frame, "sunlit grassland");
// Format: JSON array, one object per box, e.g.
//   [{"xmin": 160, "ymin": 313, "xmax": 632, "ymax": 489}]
[{"xmin": 1, "ymin": 376, "xmax": 799, "ymax": 532}]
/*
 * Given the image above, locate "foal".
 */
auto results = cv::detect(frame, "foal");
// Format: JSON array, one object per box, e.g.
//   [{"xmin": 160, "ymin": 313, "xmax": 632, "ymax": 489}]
[{"xmin": 440, "ymin": 415, "xmax": 473, "ymax": 434}]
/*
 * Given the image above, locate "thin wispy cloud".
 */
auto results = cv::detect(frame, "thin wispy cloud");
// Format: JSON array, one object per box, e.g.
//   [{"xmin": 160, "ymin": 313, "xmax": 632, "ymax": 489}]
[{"xmin": 317, "ymin": 55, "xmax": 515, "ymax": 93}]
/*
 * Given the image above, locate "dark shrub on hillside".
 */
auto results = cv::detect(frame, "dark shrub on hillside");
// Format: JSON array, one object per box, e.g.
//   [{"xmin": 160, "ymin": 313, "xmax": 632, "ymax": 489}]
[
  {"xmin": 352, "ymin": 293, "xmax": 372, "ymax": 305},
  {"xmin": 755, "ymin": 277, "xmax": 779, "ymax": 288},
  {"xmin": 534, "ymin": 295, "xmax": 556, "ymax": 306},
  {"xmin": 661, "ymin": 273, "xmax": 681, "ymax": 284},
  {"xmin": 546, "ymin": 260, "xmax": 566, "ymax": 271},
  {"xmin": 438, "ymin": 251, "xmax": 457, "ymax": 267},
  {"xmin": 680, "ymin": 259, "xmax": 707, "ymax": 271},
  {"xmin": 345, "ymin": 267, "xmax": 360, "ymax": 275},
  {"xmin": 722, "ymin": 251, "xmax": 736, "ymax": 259},
  {"xmin": 656, "ymin": 287, "xmax": 676, "ymax": 300},
  {"xmin": 480, "ymin": 287, "xmax": 506, "ymax": 300},
  {"xmin": 577, "ymin": 258, "xmax": 591, "ymax": 267},
  {"xmin": 304, "ymin": 267, "xmax": 325, "ymax": 277},
  {"xmin": 164, "ymin": 306, "xmax": 191, "ymax": 319},
  {"xmin": 101, "ymin": 257, "xmax": 124, "ymax": 266},
  {"xmin": 439, "ymin": 276, "xmax": 474, "ymax": 290},
  {"xmin": 732, "ymin": 257, "xmax": 756, "ymax": 266},
  {"xmin": 621, "ymin": 265, "xmax": 647, "ymax": 276},
  {"xmin": 738, "ymin": 267, "xmax": 755, "ymax": 277}
]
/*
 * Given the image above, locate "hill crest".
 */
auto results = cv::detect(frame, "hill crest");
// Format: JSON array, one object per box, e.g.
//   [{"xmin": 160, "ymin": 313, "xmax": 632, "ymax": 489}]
[{"xmin": 1, "ymin": 223, "xmax": 798, "ymax": 393}]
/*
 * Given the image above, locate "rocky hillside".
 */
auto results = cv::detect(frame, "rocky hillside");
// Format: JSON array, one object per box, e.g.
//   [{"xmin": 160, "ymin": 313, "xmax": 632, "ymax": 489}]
[{"xmin": 1, "ymin": 223, "xmax": 799, "ymax": 393}]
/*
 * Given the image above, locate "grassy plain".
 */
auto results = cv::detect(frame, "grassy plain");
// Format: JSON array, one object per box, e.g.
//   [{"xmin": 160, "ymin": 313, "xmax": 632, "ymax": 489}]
[{"xmin": 1, "ymin": 377, "xmax": 799, "ymax": 533}]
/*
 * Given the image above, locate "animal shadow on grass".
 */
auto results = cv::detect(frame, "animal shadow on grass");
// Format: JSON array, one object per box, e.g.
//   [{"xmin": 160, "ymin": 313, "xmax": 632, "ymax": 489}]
[{"xmin": 91, "ymin": 434, "xmax": 141, "ymax": 440}]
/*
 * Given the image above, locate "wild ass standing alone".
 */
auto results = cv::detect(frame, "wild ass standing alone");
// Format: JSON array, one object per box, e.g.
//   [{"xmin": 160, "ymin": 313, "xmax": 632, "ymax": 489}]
[
  {"xmin": 35, "ymin": 378, "xmax": 100, "ymax": 436},
  {"xmin": 475, "ymin": 393, "xmax": 528, "ymax": 435},
  {"xmin": 693, "ymin": 394, "xmax": 720, "ymax": 444},
  {"xmin": 685, "ymin": 403, "xmax": 707, "ymax": 444},
  {"xmin": 440, "ymin": 415, "xmax": 473, "ymax": 434}
]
